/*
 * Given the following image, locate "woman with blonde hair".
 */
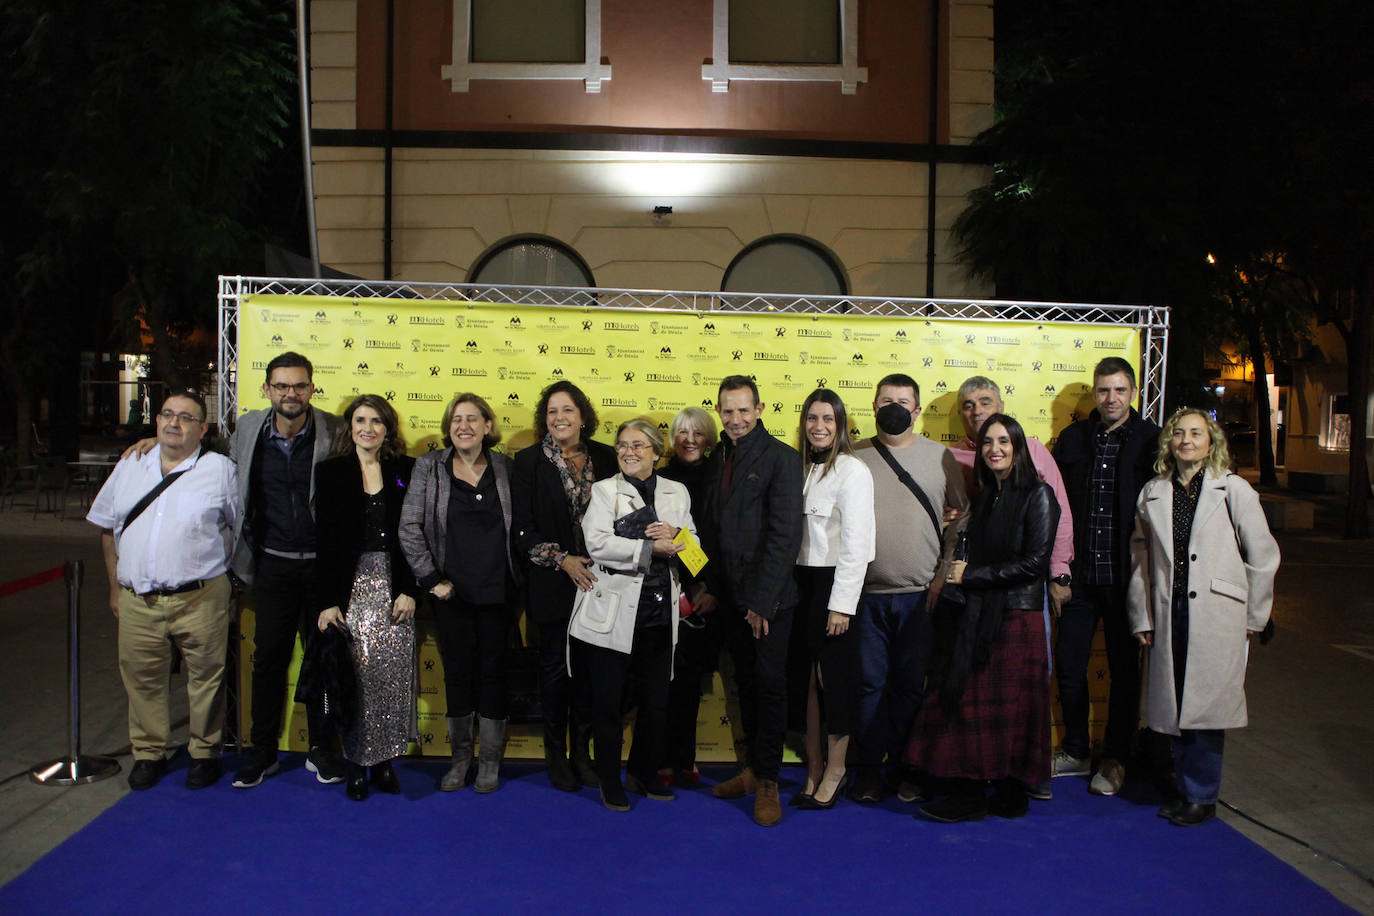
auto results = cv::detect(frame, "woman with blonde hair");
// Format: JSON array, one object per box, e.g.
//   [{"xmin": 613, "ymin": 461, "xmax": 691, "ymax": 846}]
[
  {"xmin": 658, "ymin": 406, "xmax": 721, "ymax": 787},
  {"xmin": 400, "ymin": 393, "xmax": 519, "ymax": 793},
  {"xmin": 1128, "ymin": 408, "xmax": 1279, "ymax": 826}
]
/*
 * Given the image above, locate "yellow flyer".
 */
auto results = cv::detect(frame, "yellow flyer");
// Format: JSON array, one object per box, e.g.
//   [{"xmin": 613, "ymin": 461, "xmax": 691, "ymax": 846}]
[{"xmin": 674, "ymin": 526, "xmax": 708, "ymax": 577}]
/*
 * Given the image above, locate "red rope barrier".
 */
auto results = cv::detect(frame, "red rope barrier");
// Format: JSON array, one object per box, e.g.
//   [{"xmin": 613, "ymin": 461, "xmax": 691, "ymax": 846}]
[{"xmin": 0, "ymin": 565, "xmax": 67, "ymax": 598}]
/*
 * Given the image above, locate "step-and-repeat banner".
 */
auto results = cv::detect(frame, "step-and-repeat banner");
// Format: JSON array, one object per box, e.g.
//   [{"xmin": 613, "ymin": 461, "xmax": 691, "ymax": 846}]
[{"xmin": 237, "ymin": 295, "xmax": 1134, "ymax": 759}]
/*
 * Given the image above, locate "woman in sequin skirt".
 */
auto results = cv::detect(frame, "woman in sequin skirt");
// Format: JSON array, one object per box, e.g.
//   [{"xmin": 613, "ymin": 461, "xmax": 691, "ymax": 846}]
[{"xmin": 316, "ymin": 394, "xmax": 418, "ymax": 801}]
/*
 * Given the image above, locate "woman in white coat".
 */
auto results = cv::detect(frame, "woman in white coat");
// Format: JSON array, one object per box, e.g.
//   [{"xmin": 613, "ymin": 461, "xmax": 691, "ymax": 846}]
[
  {"xmin": 569, "ymin": 418, "xmax": 696, "ymax": 812},
  {"xmin": 1128, "ymin": 407, "xmax": 1279, "ymax": 827},
  {"xmin": 791, "ymin": 389, "xmax": 875, "ymax": 809}
]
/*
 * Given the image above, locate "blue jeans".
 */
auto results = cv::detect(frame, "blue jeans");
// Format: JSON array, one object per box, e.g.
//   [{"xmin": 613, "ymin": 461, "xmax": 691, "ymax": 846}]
[
  {"xmin": 1172, "ymin": 729, "xmax": 1225, "ymax": 804},
  {"xmin": 855, "ymin": 590, "xmax": 931, "ymax": 773}
]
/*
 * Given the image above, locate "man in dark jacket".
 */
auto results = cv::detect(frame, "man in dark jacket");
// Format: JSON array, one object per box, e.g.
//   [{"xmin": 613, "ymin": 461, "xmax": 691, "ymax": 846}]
[
  {"xmin": 1051, "ymin": 357, "xmax": 1161, "ymax": 796},
  {"xmin": 704, "ymin": 375, "xmax": 803, "ymax": 827}
]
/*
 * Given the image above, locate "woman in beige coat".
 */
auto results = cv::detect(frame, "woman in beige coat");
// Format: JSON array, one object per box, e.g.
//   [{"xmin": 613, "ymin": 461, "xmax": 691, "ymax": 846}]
[{"xmin": 1128, "ymin": 408, "xmax": 1279, "ymax": 827}]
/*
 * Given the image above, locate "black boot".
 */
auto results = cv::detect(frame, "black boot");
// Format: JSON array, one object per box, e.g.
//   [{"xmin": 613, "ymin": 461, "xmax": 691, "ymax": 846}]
[
  {"xmin": 543, "ymin": 723, "xmax": 578, "ymax": 792},
  {"xmin": 571, "ymin": 721, "xmax": 599, "ymax": 788},
  {"xmin": 917, "ymin": 779, "xmax": 987, "ymax": 823},
  {"xmin": 346, "ymin": 762, "xmax": 368, "ymax": 801},
  {"xmin": 372, "ymin": 760, "xmax": 401, "ymax": 794},
  {"xmin": 988, "ymin": 778, "xmax": 1028, "ymax": 818}
]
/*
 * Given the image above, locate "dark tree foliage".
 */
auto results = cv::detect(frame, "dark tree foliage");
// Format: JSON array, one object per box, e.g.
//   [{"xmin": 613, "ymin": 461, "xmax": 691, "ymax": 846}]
[
  {"xmin": 1, "ymin": 0, "xmax": 300, "ymax": 459},
  {"xmin": 955, "ymin": 0, "xmax": 1373, "ymax": 536}
]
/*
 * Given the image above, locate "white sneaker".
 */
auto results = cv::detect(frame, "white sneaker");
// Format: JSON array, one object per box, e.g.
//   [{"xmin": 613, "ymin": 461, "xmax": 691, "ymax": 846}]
[{"xmin": 1051, "ymin": 750, "xmax": 1091, "ymax": 778}]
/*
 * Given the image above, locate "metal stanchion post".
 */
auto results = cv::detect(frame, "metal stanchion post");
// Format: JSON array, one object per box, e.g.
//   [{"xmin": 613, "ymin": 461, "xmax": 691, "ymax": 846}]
[{"xmin": 30, "ymin": 559, "xmax": 121, "ymax": 786}]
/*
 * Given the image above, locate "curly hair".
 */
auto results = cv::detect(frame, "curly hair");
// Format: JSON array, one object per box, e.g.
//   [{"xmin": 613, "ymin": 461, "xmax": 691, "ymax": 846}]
[
  {"xmin": 1153, "ymin": 407, "xmax": 1231, "ymax": 478},
  {"xmin": 331, "ymin": 394, "xmax": 407, "ymax": 459},
  {"xmin": 533, "ymin": 380, "xmax": 598, "ymax": 443}
]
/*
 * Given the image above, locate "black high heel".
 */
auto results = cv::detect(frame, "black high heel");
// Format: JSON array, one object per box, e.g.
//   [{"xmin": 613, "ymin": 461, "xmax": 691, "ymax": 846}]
[{"xmin": 798, "ymin": 771, "xmax": 846, "ymax": 810}]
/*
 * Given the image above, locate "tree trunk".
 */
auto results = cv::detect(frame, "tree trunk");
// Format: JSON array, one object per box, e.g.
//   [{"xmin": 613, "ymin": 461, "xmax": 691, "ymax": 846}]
[
  {"xmin": 1344, "ymin": 270, "xmax": 1372, "ymax": 539},
  {"xmin": 1245, "ymin": 318, "xmax": 1278, "ymax": 486}
]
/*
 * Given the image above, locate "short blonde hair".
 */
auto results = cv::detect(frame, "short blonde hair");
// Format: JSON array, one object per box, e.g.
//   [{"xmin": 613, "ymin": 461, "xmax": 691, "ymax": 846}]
[
  {"xmin": 616, "ymin": 418, "xmax": 665, "ymax": 458},
  {"xmin": 669, "ymin": 407, "xmax": 718, "ymax": 453},
  {"xmin": 1154, "ymin": 407, "xmax": 1231, "ymax": 478}
]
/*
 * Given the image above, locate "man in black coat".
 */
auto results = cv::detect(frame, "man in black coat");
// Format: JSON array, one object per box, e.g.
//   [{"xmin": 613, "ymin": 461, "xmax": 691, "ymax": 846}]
[
  {"xmin": 1051, "ymin": 357, "xmax": 1162, "ymax": 796},
  {"xmin": 703, "ymin": 375, "xmax": 803, "ymax": 827}
]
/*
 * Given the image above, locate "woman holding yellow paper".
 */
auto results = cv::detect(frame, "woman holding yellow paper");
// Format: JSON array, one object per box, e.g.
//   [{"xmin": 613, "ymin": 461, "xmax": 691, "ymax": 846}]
[{"xmin": 568, "ymin": 418, "xmax": 697, "ymax": 811}]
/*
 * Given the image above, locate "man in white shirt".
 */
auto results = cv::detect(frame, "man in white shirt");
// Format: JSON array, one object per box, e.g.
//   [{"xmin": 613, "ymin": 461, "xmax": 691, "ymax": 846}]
[{"xmin": 88, "ymin": 391, "xmax": 238, "ymax": 791}]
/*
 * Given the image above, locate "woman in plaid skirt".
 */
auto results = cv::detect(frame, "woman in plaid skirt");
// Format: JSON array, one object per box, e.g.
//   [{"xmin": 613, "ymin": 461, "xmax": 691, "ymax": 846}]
[{"xmin": 907, "ymin": 413, "xmax": 1059, "ymax": 823}]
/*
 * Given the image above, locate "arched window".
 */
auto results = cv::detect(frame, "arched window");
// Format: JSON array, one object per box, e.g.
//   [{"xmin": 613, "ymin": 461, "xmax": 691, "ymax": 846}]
[
  {"xmin": 721, "ymin": 235, "xmax": 848, "ymax": 295},
  {"xmin": 469, "ymin": 235, "xmax": 595, "ymax": 287}
]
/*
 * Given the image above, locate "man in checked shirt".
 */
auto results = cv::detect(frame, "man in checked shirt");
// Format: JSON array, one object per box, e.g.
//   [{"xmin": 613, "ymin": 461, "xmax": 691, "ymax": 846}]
[{"xmin": 1051, "ymin": 358, "xmax": 1161, "ymax": 796}]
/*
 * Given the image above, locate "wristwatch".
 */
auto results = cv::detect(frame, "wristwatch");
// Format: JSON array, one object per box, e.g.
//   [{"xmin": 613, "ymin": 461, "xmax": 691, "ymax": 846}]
[{"xmin": 1051, "ymin": 574, "xmax": 1071, "ymax": 587}]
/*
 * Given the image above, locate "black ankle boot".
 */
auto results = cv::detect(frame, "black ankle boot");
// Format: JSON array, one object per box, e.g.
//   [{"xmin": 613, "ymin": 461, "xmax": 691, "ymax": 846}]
[
  {"xmin": 346, "ymin": 763, "xmax": 368, "ymax": 801},
  {"xmin": 543, "ymin": 724, "xmax": 578, "ymax": 792},
  {"xmin": 988, "ymin": 778, "xmax": 1028, "ymax": 818},
  {"xmin": 372, "ymin": 760, "xmax": 401, "ymax": 794}
]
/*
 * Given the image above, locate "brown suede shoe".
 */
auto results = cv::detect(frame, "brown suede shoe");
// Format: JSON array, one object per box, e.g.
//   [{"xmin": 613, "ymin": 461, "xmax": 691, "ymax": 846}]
[
  {"xmin": 753, "ymin": 778, "xmax": 782, "ymax": 827},
  {"xmin": 711, "ymin": 767, "xmax": 758, "ymax": 799}
]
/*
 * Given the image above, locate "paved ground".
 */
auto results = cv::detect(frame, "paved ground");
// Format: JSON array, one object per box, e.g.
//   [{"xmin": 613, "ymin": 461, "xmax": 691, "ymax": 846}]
[{"xmin": 1, "ymin": 473, "xmax": 1371, "ymax": 911}]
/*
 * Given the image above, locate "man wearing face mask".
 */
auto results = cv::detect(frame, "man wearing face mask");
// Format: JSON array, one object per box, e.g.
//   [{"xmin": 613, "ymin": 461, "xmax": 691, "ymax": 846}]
[{"xmin": 850, "ymin": 374, "xmax": 968, "ymax": 804}]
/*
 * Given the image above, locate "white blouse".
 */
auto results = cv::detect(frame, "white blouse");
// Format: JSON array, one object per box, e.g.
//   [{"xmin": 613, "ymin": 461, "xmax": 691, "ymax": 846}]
[{"xmin": 796, "ymin": 452, "xmax": 876, "ymax": 615}]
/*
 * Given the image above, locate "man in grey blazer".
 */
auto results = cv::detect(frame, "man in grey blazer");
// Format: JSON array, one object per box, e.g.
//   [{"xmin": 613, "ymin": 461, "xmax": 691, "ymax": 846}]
[{"xmin": 229, "ymin": 352, "xmax": 344, "ymax": 789}]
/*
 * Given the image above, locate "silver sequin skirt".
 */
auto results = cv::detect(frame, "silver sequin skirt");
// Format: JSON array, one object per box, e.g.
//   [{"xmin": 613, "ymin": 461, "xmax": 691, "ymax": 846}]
[{"xmin": 343, "ymin": 551, "xmax": 416, "ymax": 765}]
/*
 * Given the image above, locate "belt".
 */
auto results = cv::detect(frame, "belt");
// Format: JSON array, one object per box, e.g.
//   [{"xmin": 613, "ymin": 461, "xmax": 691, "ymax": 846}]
[
  {"xmin": 133, "ymin": 580, "xmax": 206, "ymax": 598},
  {"xmin": 262, "ymin": 548, "xmax": 317, "ymax": 560}
]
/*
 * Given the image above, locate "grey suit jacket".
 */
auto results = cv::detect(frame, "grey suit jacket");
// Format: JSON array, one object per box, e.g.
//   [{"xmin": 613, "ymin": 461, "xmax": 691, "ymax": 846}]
[
  {"xmin": 228, "ymin": 405, "xmax": 341, "ymax": 583},
  {"xmin": 398, "ymin": 447, "xmax": 518, "ymax": 591}
]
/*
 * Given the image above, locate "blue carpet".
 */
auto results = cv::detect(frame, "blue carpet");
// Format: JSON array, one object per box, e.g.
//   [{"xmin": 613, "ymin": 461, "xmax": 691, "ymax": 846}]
[{"xmin": 1, "ymin": 752, "xmax": 1350, "ymax": 915}]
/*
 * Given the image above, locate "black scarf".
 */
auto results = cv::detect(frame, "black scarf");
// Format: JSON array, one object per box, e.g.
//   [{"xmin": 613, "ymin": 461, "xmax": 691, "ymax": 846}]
[{"xmin": 937, "ymin": 478, "xmax": 1035, "ymax": 716}]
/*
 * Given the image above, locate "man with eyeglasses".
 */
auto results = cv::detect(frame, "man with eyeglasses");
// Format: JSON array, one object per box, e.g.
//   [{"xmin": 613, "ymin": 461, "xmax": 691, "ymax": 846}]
[
  {"xmin": 229, "ymin": 352, "xmax": 344, "ymax": 788},
  {"xmin": 88, "ymin": 391, "xmax": 238, "ymax": 790}
]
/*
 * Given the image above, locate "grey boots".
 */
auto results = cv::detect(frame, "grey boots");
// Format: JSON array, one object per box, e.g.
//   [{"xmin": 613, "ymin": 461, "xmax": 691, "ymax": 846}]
[
  {"xmin": 439, "ymin": 713, "xmax": 475, "ymax": 791},
  {"xmin": 475, "ymin": 716, "xmax": 508, "ymax": 793}
]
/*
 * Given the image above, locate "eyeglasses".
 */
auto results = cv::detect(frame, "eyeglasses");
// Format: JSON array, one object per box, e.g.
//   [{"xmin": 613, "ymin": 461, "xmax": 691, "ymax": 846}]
[
  {"xmin": 269, "ymin": 382, "xmax": 313, "ymax": 394},
  {"xmin": 615, "ymin": 442, "xmax": 654, "ymax": 454},
  {"xmin": 158, "ymin": 410, "xmax": 203, "ymax": 425}
]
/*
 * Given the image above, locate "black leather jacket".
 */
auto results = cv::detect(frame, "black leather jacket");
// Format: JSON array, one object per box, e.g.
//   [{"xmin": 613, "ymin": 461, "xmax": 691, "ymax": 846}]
[{"xmin": 961, "ymin": 480, "xmax": 1059, "ymax": 609}]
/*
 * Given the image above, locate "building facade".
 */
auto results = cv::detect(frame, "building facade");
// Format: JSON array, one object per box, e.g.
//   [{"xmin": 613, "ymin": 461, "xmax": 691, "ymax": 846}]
[{"xmin": 305, "ymin": 0, "xmax": 995, "ymax": 297}]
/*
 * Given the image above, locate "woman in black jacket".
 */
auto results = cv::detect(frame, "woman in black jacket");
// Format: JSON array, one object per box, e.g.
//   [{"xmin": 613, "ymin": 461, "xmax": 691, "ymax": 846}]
[
  {"xmin": 906, "ymin": 413, "xmax": 1058, "ymax": 823},
  {"xmin": 399, "ymin": 393, "xmax": 519, "ymax": 794},
  {"xmin": 315, "ymin": 394, "xmax": 418, "ymax": 801},
  {"xmin": 511, "ymin": 381, "xmax": 618, "ymax": 790}
]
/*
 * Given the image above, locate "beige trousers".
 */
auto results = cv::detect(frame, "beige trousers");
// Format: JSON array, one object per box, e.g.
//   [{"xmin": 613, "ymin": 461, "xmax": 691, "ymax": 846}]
[{"xmin": 117, "ymin": 574, "xmax": 230, "ymax": 761}]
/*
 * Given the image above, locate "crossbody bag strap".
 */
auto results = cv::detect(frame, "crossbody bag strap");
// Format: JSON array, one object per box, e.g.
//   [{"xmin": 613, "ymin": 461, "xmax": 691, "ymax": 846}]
[
  {"xmin": 119, "ymin": 448, "xmax": 202, "ymax": 536},
  {"xmin": 870, "ymin": 437, "xmax": 943, "ymax": 539}
]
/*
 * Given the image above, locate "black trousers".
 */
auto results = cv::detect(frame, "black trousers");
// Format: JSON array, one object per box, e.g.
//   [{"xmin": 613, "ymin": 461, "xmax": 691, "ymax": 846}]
[
  {"xmin": 663, "ymin": 610, "xmax": 726, "ymax": 771},
  {"xmin": 529, "ymin": 573, "xmax": 587, "ymax": 745},
  {"xmin": 248, "ymin": 554, "xmax": 332, "ymax": 752},
  {"xmin": 432, "ymin": 595, "xmax": 508, "ymax": 719},
  {"xmin": 573, "ymin": 626, "xmax": 672, "ymax": 783},
  {"xmin": 1055, "ymin": 583, "xmax": 1141, "ymax": 761},
  {"xmin": 723, "ymin": 604, "xmax": 795, "ymax": 782}
]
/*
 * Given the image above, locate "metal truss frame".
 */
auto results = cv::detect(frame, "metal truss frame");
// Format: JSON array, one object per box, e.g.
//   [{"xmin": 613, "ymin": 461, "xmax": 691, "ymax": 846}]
[{"xmin": 218, "ymin": 275, "xmax": 1170, "ymax": 430}]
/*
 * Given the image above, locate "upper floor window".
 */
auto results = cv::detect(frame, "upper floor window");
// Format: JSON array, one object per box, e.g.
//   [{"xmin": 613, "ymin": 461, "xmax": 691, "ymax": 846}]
[
  {"xmin": 704, "ymin": 0, "xmax": 867, "ymax": 94},
  {"xmin": 443, "ymin": 0, "xmax": 612, "ymax": 93}
]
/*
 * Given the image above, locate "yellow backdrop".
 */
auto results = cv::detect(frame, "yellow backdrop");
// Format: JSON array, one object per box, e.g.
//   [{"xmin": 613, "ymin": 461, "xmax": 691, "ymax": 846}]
[{"xmin": 236, "ymin": 295, "xmax": 1134, "ymax": 759}]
